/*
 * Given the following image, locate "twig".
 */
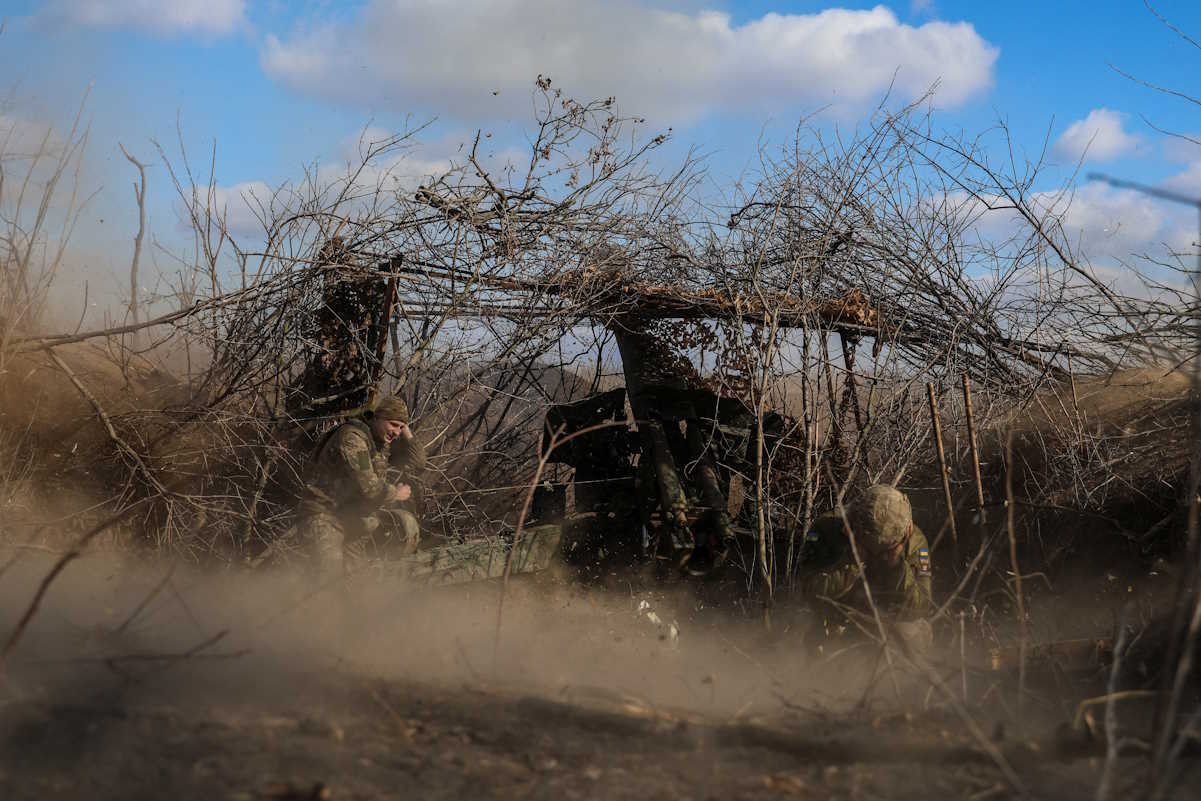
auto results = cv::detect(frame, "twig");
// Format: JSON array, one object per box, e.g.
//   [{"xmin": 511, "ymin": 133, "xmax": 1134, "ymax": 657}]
[
  {"xmin": 115, "ymin": 564, "xmax": 176, "ymax": 635},
  {"xmin": 48, "ymin": 348, "xmax": 167, "ymax": 496},
  {"xmin": 112, "ymin": 629, "xmax": 234, "ymax": 665},
  {"xmin": 28, "ymin": 634, "xmax": 248, "ymax": 669},
  {"xmin": 118, "ymin": 143, "xmax": 148, "ymax": 328},
  {"xmin": 95, "ymin": 630, "xmax": 247, "ymax": 681},
  {"xmin": 14, "ymin": 300, "xmax": 203, "ymax": 352},
  {"xmin": 934, "ymin": 530, "xmax": 999, "ymax": 620},
  {"xmin": 1096, "ymin": 606, "xmax": 1135, "ymax": 801}
]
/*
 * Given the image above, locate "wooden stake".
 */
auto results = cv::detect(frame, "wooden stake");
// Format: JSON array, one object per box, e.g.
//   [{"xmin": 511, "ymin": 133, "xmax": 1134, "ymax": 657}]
[
  {"xmin": 1066, "ymin": 348, "xmax": 1082, "ymax": 422},
  {"xmin": 961, "ymin": 374, "xmax": 986, "ymax": 524},
  {"xmin": 927, "ymin": 383, "xmax": 958, "ymax": 550},
  {"xmin": 1005, "ymin": 430, "xmax": 1027, "ymax": 716},
  {"xmin": 366, "ymin": 275, "xmax": 399, "ymax": 407},
  {"xmin": 840, "ymin": 335, "xmax": 864, "ymax": 434}
]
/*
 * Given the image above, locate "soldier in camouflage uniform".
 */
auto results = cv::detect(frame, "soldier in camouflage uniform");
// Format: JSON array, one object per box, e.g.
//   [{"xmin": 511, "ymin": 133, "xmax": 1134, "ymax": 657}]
[
  {"xmin": 799, "ymin": 484, "xmax": 933, "ymax": 648},
  {"xmin": 297, "ymin": 395, "xmax": 426, "ymax": 578}
]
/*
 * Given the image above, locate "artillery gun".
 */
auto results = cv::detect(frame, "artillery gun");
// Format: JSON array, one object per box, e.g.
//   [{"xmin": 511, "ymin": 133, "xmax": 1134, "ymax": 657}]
[
  {"xmin": 378, "ymin": 380, "xmax": 803, "ymax": 587},
  {"xmin": 532, "ymin": 384, "xmax": 802, "ymax": 582}
]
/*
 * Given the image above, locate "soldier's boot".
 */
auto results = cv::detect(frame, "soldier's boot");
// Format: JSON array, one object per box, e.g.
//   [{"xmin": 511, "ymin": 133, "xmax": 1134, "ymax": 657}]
[
  {"xmin": 395, "ymin": 509, "xmax": 421, "ymax": 555},
  {"xmin": 651, "ymin": 523, "xmax": 695, "ymax": 579},
  {"xmin": 682, "ymin": 511, "xmax": 735, "ymax": 577}
]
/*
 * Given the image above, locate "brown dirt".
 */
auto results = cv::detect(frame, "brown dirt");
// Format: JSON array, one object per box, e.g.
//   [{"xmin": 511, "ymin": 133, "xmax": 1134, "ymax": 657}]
[{"xmin": 0, "ymin": 671, "xmax": 1136, "ymax": 801}]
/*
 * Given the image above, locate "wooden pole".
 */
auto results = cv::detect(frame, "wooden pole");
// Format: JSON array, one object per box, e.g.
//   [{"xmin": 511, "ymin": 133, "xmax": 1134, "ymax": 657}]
[
  {"xmin": 1066, "ymin": 348, "xmax": 1082, "ymax": 422},
  {"xmin": 962, "ymin": 374, "xmax": 986, "ymax": 524},
  {"xmin": 366, "ymin": 275, "xmax": 399, "ymax": 408},
  {"xmin": 1005, "ymin": 430, "xmax": 1027, "ymax": 716},
  {"xmin": 840, "ymin": 335, "xmax": 864, "ymax": 434},
  {"xmin": 927, "ymin": 383, "xmax": 958, "ymax": 551}
]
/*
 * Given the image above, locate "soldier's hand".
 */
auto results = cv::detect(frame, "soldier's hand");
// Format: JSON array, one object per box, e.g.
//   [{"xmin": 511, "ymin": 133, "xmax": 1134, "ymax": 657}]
[
  {"xmin": 397, "ymin": 422, "xmax": 414, "ymax": 441},
  {"xmin": 395, "ymin": 482, "xmax": 413, "ymax": 502}
]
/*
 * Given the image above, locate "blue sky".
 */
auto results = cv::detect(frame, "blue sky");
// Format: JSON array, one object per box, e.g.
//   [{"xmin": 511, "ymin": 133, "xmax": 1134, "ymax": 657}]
[{"xmin": 2, "ymin": 0, "xmax": 1200, "ymax": 311}]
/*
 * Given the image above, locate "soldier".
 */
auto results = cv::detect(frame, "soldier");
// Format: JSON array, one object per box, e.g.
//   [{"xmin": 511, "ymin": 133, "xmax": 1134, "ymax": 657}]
[
  {"xmin": 799, "ymin": 484, "xmax": 933, "ymax": 649},
  {"xmin": 296, "ymin": 395, "xmax": 425, "ymax": 578}
]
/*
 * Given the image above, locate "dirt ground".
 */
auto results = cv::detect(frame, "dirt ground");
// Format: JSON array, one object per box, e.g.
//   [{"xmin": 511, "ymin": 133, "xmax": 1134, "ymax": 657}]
[{"xmin": 2, "ymin": 552, "xmax": 1198, "ymax": 801}]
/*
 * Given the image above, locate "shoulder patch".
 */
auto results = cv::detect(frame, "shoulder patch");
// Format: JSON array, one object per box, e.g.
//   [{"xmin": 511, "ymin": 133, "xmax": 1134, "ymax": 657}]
[
  {"xmin": 918, "ymin": 547, "xmax": 931, "ymax": 576},
  {"xmin": 335, "ymin": 426, "xmax": 375, "ymax": 472}
]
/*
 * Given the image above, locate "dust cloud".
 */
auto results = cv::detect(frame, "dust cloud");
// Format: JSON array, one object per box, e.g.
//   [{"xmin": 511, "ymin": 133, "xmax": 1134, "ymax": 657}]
[
  {"xmin": 0, "ymin": 551, "xmax": 874, "ymax": 722},
  {"xmin": 5, "ymin": 551, "xmax": 1191, "ymax": 801}
]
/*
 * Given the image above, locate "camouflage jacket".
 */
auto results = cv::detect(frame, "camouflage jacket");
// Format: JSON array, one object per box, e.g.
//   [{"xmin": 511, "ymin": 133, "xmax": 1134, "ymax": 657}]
[
  {"xmin": 798, "ymin": 513, "xmax": 933, "ymax": 621},
  {"xmin": 299, "ymin": 419, "xmax": 425, "ymax": 521}
]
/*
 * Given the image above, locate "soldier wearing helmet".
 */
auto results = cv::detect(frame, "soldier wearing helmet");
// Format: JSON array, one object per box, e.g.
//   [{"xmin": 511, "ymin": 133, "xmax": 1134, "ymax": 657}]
[
  {"xmin": 296, "ymin": 395, "xmax": 426, "ymax": 577},
  {"xmin": 799, "ymin": 485, "xmax": 933, "ymax": 637}
]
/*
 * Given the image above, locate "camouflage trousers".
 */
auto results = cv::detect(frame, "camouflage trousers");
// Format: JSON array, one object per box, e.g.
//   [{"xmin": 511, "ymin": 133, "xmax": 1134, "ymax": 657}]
[
  {"xmin": 296, "ymin": 513, "xmax": 348, "ymax": 580},
  {"xmin": 298, "ymin": 509, "xmax": 420, "ymax": 579}
]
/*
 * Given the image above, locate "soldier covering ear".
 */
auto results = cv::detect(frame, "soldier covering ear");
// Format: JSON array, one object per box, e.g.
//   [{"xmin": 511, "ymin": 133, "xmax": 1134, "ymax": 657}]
[{"xmin": 295, "ymin": 395, "xmax": 425, "ymax": 576}]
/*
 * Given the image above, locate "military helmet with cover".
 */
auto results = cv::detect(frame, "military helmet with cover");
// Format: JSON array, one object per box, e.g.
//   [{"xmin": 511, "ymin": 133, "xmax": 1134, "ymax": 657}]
[{"xmin": 847, "ymin": 484, "xmax": 912, "ymax": 553}]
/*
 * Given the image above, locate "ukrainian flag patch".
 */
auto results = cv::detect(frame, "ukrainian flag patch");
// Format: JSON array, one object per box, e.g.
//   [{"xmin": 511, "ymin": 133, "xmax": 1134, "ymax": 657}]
[{"xmin": 918, "ymin": 547, "xmax": 931, "ymax": 576}]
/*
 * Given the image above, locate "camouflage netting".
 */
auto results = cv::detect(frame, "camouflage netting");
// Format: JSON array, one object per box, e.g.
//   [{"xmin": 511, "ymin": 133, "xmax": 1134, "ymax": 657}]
[{"xmin": 287, "ymin": 238, "xmax": 397, "ymax": 421}]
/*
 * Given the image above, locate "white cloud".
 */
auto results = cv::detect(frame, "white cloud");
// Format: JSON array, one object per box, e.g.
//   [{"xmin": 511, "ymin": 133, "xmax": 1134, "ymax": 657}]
[
  {"xmin": 1162, "ymin": 161, "xmax": 1201, "ymax": 199},
  {"xmin": 261, "ymin": 1, "xmax": 998, "ymax": 123},
  {"xmin": 954, "ymin": 182, "xmax": 1193, "ymax": 285},
  {"xmin": 1053, "ymin": 109, "xmax": 1142, "ymax": 164},
  {"xmin": 984, "ymin": 184, "xmax": 1194, "ymax": 295},
  {"xmin": 36, "ymin": 0, "xmax": 247, "ymax": 37},
  {"xmin": 201, "ymin": 180, "xmax": 275, "ymax": 238},
  {"xmin": 1043, "ymin": 183, "xmax": 1183, "ymax": 263},
  {"xmin": 196, "ymin": 131, "xmax": 474, "ymax": 241},
  {"xmin": 1161, "ymin": 133, "xmax": 1201, "ymax": 165},
  {"xmin": 324, "ymin": 128, "xmax": 456, "ymax": 190}
]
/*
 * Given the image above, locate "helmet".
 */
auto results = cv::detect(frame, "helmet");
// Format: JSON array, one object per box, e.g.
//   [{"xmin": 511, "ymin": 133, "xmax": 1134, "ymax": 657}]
[
  {"xmin": 847, "ymin": 485, "xmax": 912, "ymax": 553},
  {"xmin": 373, "ymin": 395, "xmax": 410, "ymax": 423}
]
